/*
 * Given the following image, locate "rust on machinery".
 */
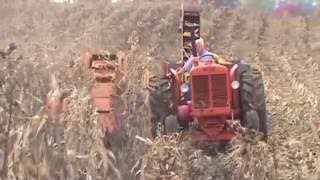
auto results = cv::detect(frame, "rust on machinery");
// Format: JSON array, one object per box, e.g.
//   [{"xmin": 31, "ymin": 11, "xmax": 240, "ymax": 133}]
[{"xmin": 80, "ymin": 51, "xmax": 122, "ymax": 135}]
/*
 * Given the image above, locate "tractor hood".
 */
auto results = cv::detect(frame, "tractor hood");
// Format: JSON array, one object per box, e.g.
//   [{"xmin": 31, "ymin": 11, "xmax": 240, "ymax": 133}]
[{"xmin": 190, "ymin": 63, "xmax": 232, "ymax": 117}]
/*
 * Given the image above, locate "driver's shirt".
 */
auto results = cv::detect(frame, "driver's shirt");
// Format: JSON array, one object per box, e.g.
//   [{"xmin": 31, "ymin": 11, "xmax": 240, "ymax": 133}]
[{"xmin": 182, "ymin": 50, "xmax": 214, "ymax": 72}]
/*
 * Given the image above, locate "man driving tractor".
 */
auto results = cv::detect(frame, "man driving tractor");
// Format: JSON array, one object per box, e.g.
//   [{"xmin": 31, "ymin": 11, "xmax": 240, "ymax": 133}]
[
  {"xmin": 178, "ymin": 37, "xmax": 215, "ymax": 74},
  {"xmin": 178, "ymin": 37, "xmax": 215, "ymax": 100}
]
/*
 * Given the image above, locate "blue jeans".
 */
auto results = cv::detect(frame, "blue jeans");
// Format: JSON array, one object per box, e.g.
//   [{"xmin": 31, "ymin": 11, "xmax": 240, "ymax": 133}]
[{"xmin": 184, "ymin": 83, "xmax": 192, "ymax": 101}]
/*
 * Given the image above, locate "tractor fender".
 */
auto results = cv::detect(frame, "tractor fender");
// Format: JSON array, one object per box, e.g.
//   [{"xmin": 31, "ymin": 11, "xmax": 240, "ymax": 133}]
[
  {"xmin": 230, "ymin": 64, "xmax": 240, "ymax": 112},
  {"xmin": 169, "ymin": 69, "xmax": 182, "ymax": 111},
  {"xmin": 162, "ymin": 61, "xmax": 171, "ymax": 78}
]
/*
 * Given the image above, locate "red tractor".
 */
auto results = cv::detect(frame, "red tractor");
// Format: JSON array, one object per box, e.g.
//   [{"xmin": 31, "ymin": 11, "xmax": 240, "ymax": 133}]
[
  {"xmin": 274, "ymin": 0, "xmax": 299, "ymax": 17},
  {"xmin": 150, "ymin": 0, "xmax": 268, "ymax": 142}
]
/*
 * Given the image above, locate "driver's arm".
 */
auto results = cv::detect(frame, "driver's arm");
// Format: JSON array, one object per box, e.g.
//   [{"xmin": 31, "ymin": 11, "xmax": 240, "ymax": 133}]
[{"xmin": 178, "ymin": 56, "xmax": 193, "ymax": 75}]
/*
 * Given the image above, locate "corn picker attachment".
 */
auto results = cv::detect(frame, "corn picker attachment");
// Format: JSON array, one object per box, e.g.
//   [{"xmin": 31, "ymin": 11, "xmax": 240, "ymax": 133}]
[
  {"xmin": 80, "ymin": 51, "xmax": 124, "ymax": 136},
  {"xmin": 149, "ymin": 0, "xmax": 269, "ymax": 143}
]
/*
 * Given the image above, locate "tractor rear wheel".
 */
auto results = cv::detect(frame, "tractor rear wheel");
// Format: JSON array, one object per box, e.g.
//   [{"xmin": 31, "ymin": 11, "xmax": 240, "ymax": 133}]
[
  {"xmin": 149, "ymin": 77, "xmax": 173, "ymax": 137},
  {"xmin": 252, "ymin": 69, "xmax": 268, "ymax": 140},
  {"xmin": 239, "ymin": 64, "xmax": 268, "ymax": 140}
]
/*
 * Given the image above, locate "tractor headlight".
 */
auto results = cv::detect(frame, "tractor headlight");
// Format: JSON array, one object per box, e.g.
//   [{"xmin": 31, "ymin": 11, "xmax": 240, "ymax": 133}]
[
  {"xmin": 181, "ymin": 83, "xmax": 189, "ymax": 93},
  {"xmin": 231, "ymin": 81, "xmax": 240, "ymax": 90}
]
